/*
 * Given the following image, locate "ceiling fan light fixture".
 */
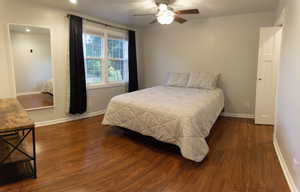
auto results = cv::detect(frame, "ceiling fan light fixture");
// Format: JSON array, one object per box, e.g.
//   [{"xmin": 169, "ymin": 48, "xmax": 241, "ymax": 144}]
[
  {"xmin": 69, "ymin": 0, "xmax": 77, "ymax": 4},
  {"xmin": 158, "ymin": 3, "xmax": 168, "ymax": 11},
  {"xmin": 157, "ymin": 9, "xmax": 175, "ymax": 25}
]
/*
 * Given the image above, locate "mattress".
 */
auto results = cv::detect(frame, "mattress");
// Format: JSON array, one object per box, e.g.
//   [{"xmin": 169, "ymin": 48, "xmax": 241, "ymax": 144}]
[{"xmin": 102, "ymin": 86, "xmax": 224, "ymax": 162}]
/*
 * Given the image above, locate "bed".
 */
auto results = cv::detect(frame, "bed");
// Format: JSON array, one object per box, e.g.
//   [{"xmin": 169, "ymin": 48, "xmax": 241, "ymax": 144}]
[
  {"xmin": 102, "ymin": 85, "xmax": 224, "ymax": 162},
  {"xmin": 41, "ymin": 79, "xmax": 53, "ymax": 95}
]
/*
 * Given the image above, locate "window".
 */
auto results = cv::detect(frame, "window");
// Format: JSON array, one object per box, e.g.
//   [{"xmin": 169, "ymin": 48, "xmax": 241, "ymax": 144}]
[
  {"xmin": 108, "ymin": 37, "xmax": 128, "ymax": 82},
  {"xmin": 83, "ymin": 34, "xmax": 103, "ymax": 84},
  {"xmin": 83, "ymin": 31, "xmax": 128, "ymax": 87}
]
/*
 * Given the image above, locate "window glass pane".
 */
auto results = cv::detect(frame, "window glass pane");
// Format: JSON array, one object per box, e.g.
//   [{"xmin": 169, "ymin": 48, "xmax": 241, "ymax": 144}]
[
  {"xmin": 84, "ymin": 34, "xmax": 102, "ymax": 58},
  {"xmin": 108, "ymin": 60, "xmax": 125, "ymax": 81},
  {"xmin": 108, "ymin": 39, "xmax": 125, "ymax": 59},
  {"xmin": 85, "ymin": 59, "xmax": 102, "ymax": 84}
]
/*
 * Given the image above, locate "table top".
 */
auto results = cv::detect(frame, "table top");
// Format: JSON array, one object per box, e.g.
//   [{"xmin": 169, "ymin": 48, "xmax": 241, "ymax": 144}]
[{"xmin": 0, "ymin": 98, "xmax": 34, "ymax": 132}]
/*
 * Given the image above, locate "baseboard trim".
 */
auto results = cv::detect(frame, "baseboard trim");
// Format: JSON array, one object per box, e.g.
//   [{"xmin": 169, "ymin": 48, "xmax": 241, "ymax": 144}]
[
  {"xmin": 35, "ymin": 111, "xmax": 253, "ymax": 127},
  {"xmin": 221, "ymin": 112, "xmax": 254, "ymax": 119},
  {"xmin": 17, "ymin": 91, "xmax": 41, "ymax": 96},
  {"xmin": 273, "ymin": 137, "xmax": 299, "ymax": 192},
  {"xmin": 35, "ymin": 110, "xmax": 106, "ymax": 127}
]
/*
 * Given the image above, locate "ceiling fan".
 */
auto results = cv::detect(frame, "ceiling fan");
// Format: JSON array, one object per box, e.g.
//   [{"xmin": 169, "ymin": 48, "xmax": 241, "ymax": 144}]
[{"xmin": 133, "ymin": 0, "xmax": 200, "ymax": 25}]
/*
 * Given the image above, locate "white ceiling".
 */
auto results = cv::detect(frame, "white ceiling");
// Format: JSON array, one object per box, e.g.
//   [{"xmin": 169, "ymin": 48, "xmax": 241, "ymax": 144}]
[
  {"xmin": 29, "ymin": 0, "xmax": 278, "ymax": 27},
  {"xmin": 9, "ymin": 24, "xmax": 50, "ymax": 35}
]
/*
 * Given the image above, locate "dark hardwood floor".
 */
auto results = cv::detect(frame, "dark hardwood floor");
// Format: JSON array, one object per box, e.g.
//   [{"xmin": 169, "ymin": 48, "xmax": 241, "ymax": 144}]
[
  {"xmin": 17, "ymin": 93, "xmax": 53, "ymax": 110},
  {"xmin": 0, "ymin": 116, "xmax": 289, "ymax": 192}
]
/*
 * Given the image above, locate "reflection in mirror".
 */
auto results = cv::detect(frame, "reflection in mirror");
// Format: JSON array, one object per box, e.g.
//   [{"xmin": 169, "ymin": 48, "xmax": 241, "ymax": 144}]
[{"xmin": 9, "ymin": 24, "xmax": 54, "ymax": 110}]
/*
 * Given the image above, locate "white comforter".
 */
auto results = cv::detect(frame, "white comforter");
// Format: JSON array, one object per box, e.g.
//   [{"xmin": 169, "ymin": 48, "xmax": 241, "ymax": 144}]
[{"xmin": 102, "ymin": 86, "xmax": 224, "ymax": 162}]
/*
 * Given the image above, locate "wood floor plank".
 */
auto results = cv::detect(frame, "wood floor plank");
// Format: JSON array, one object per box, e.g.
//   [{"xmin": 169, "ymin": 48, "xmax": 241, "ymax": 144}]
[{"xmin": 0, "ymin": 116, "xmax": 290, "ymax": 192}]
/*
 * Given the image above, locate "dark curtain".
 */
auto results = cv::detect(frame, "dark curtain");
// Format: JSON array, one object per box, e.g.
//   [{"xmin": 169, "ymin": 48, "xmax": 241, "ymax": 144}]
[
  {"xmin": 69, "ymin": 15, "xmax": 87, "ymax": 114},
  {"xmin": 128, "ymin": 30, "xmax": 139, "ymax": 92}
]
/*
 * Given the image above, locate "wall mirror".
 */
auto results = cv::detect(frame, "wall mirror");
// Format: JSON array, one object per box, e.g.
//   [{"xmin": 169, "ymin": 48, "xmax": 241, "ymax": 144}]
[{"xmin": 8, "ymin": 24, "xmax": 55, "ymax": 111}]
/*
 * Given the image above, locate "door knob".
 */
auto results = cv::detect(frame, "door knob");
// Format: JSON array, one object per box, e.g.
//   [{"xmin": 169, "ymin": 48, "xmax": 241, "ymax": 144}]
[{"xmin": 258, "ymin": 78, "xmax": 262, "ymax": 80}]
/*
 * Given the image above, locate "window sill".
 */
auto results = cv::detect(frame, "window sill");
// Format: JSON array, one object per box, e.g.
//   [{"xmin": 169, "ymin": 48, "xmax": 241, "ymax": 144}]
[{"xmin": 87, "ymin": 82, "xmax": 127, "ymax": 90}]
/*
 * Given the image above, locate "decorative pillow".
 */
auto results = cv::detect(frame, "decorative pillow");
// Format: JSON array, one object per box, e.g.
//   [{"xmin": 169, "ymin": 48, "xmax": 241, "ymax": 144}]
[
  {"xmin": 187, "ymin": 72, "xmax": 219, "ymax": 89},
  {"xmin": 166, "ymin": 72, "xmax": 190, "ymax": 87}
]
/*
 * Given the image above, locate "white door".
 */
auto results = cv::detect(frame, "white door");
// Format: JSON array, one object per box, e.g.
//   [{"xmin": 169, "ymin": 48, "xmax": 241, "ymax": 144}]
[{"xmin": 255, "ymin": 27, "xmax": 282, "ymax": 125}]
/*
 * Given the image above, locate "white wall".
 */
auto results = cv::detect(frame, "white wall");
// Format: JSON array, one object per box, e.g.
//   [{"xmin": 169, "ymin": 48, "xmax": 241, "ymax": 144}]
[
  {"xmin": 0, "ymin": 0, "xmax": 13, "ymax": 98},
  {"xmin": 0, "ymin": 0, "xmax": 137, "ymax": 122},
  {"xmin": 140, "ymin": 12, "xmax": 274, "ymax": 115},
  {"xmin": 275, "ymin": 0, "xmax": 300, "ymax": 189},
  {"xmin": 11, "ymin": 31, "xmax": 52, "ymax": 94}
]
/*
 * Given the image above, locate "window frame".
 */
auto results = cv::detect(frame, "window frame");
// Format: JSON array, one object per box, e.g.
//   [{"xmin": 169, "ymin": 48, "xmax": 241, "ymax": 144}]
[
  {"xmin": 83, "ymin": 25, "xmax": 128, "ymax": 89},
  {"xmin": 83, "ymin": 32, "xmax": 105, "ymax": 85},
  {"xmin": 107, "ymin": 36, "xmax": 128, "ymax": 83}
]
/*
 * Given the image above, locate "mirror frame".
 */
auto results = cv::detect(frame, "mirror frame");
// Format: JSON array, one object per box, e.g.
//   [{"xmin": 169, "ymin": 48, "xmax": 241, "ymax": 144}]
[{"xmin": 7, "ymin": 23, "xmax": 56, "ymax": 111}]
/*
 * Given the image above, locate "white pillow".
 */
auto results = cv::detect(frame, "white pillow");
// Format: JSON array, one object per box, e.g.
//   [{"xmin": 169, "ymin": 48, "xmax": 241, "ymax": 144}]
[
  {"xmin": 166, "ymin": 72, "xmax": 189, "ymax": 87},
  {"xmin": 187, "ymin": 72, "xmax": 219, "ymax": 89}
]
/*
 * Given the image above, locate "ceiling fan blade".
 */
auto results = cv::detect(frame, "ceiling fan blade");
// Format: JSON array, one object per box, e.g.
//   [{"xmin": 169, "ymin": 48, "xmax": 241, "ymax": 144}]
[
  {"xmin": 176, "ymin": 9, "xmax": 199, "ymax": 15},
  {"xmin": 149, "ymin": 19, "xmax": 158, "ymax": 24},
  {"xmin": 174, "ymin": 16, "xmax": 187, "ymax": 24},
  {"xmin": 133, "ymin": 13, "xmax": 156, "ymax": 16}
]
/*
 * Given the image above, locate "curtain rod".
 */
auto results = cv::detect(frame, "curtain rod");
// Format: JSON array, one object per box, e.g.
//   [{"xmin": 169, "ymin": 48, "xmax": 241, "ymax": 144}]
[{"xmin": 66, "ymin": 14, "xmax": 133, "ymax": 32}]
